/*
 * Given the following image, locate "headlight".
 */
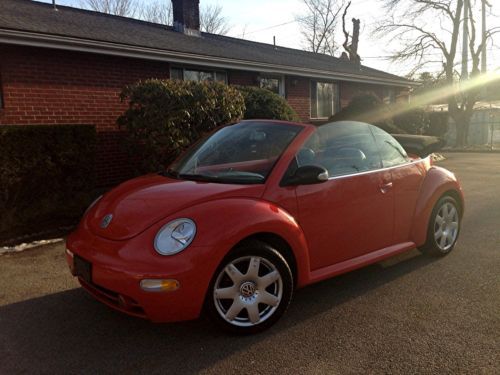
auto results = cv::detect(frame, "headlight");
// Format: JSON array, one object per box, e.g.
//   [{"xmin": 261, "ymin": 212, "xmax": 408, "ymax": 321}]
[{"xmin": 154, "ymin": 218, "xmax": 196, "ymax": 255}]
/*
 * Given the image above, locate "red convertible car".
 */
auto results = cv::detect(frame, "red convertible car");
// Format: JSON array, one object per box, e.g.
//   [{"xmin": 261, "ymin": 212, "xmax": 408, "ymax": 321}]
[{"xmin": 66, "ymin": 120, "xmax": 464, "ymax": 334}]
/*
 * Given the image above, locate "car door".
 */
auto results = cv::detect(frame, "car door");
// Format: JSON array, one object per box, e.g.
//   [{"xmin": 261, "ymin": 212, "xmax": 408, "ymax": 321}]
[
  {"xmin": 294, "ymin": 122, "xmax": 395, "ymax": 271},
  {"xmin": 370, "ymin": 125, "xmax": 426, "ymax": 244}
]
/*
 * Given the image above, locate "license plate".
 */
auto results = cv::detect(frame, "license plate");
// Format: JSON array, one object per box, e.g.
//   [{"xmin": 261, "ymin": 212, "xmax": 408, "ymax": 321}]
[{"xmin": 73, "ymin": 255, "xmax": 92, "ymax": 284}]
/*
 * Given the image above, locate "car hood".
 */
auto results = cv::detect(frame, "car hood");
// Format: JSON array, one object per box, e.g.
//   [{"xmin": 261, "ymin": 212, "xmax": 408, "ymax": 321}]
[{"xmin": 86, "ymin": 174, "xmax": 265, "ymax": 240}]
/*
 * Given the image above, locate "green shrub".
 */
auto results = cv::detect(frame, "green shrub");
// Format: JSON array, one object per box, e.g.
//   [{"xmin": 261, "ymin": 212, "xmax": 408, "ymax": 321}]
[
  {"xmin": 237, "ymin": 86, "xmax": 300, "ymax": 121},
  {"xmin": 118, "ymin": 79, "xmax": 245, "ymax": 174},
  {"xmin": 329, "ymin": 93, "xmax": 405, "ymax": 133},
  {"xmin": 393, "ymin": 108, "xmax": 430, "ymax": 135},
  {"xmin": 0, "ymin": 125, "xmax": 96, "ymax": 240}
]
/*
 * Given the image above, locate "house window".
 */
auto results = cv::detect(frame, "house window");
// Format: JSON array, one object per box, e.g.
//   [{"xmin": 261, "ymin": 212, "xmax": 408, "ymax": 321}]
[
  {"xmin": 259, "ymin": 75, "xmax": 285, "ymax": 96},
  {"xmin": 311, "ymin": 81, "xmax": 339, "ymax": 119},
  {"xmin": 170, "ymin": 67, "xmax": 227, "ymax": 83},
  {"xmin": 383, "ymin": 87, "xmax": 396, "ymax": 104}
]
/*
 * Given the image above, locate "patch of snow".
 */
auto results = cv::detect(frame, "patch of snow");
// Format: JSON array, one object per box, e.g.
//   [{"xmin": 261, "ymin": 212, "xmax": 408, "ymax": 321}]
[
  {"xmin": 0, "ymin": 238, "xmax": 63, "ymax": 256},
  {"xmin": 431, "ymin": 153, "xmax": 446, "ymax": 162}
]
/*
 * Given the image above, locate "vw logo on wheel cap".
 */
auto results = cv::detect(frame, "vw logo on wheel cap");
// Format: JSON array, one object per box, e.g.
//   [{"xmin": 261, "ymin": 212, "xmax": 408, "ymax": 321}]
[
  {"xmin": 100, "ymin": 214, "xmax": 113, "ymax": 229},
  {"xmin": 240, "ymin": 282, "xmax": 256, "ymax": 298}
]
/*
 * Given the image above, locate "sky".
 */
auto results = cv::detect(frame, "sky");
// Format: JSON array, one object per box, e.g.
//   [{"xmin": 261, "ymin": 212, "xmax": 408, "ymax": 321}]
[{"xmin": 37, "ymin": 0, "xmax": 499, "ymax": 77}]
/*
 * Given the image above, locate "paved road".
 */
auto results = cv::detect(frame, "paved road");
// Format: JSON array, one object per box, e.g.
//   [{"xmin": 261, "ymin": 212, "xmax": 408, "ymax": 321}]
[{"xmin": 1, "ymin": 153, "xmax": 499, "ymax": 374}]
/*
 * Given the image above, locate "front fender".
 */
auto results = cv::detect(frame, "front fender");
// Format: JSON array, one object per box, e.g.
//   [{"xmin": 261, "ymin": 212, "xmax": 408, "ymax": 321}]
[
  {"xmin": 174, "ymin": 198, "xmax": 312, "ymax": 287},
  {"xmin": 411, "ymin": 166, "xmax": 464, "ymax": 246}
]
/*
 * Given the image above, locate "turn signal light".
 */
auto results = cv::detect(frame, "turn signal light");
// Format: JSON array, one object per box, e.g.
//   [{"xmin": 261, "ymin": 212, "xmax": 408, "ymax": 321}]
[{"xmin": 140, "ymin": 279, "xmax": 180, "ymax": 292}]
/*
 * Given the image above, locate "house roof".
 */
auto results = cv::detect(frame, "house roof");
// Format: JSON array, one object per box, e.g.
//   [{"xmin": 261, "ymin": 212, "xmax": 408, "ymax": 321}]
[{"xmin": 0, "ymin": 0, "xmax": 414, "ymax": 87}]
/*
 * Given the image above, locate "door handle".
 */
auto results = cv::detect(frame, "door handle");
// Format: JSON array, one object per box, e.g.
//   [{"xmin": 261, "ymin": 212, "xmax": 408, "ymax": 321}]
[{"xmin": 379, "ymin": 182, "xmax": 393, "ymax": 194}]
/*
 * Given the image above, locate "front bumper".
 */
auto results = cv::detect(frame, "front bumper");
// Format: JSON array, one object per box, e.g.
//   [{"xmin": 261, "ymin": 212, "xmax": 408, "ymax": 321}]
[{"xmin": 66, "ymin": 224, "xmax": 222, "ymax": 323}]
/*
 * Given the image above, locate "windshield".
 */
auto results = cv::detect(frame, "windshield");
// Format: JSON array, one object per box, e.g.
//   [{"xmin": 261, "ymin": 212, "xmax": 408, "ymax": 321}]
[{"xmin": 167, "ymin": 122, "xmax": 302, "ymax": 184}]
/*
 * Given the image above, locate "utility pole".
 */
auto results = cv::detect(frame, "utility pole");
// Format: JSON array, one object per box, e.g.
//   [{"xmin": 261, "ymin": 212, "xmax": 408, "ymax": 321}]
[{"xmin": 461, "ymin": 0, "xmax": 469, "ymax": 80}]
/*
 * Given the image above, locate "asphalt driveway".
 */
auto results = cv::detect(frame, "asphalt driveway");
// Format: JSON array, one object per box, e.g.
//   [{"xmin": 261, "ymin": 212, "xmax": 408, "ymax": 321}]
[{"xmin": 1, "ymin": 153, "xmax": 499, "ymax": 374}]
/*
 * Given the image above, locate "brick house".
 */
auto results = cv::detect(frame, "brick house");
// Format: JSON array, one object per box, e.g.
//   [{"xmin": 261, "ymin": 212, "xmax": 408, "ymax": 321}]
[{"xmin": 0, "ymin": 0, "xmax": 414, "ymax": 186}]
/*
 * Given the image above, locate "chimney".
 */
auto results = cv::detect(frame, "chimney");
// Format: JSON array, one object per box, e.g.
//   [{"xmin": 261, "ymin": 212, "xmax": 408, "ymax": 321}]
[{"xmin": 172, "ymin": 0, "xmax": 200, "ymax": 36}]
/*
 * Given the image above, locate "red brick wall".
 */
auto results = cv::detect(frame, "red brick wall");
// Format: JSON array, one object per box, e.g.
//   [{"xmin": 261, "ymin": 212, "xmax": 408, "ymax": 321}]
[
  {"xmin": 286, "ymin": 76, "xmax": 310, "ymax": 122},
  {"xmin": 0, "ymin": 45, "xmax": 170, "ymax": 186},
  {"xmin": 0, "ymin": 45, "xmax": 408, "ymax": 186}
]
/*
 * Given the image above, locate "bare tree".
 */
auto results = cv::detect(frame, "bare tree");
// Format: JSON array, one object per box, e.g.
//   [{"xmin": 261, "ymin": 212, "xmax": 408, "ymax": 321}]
[
  {"xmin": 341, "ymin": 1, "xmax": 361, "ymax": 64},
  {"xmin": 81, "ymin": 1, "xmax": 230, "ymax": 35},
  {"xmin": 375, "ymin": 0, "xmax": 499, "ymax": 147},
  {"xmin": 139, "ymin": 0, "xmax": 172, "ymax": 25},
  {"xmin": 296, "ymin": 0, "xmax": 346, "ymax": 56},
  {"xmin": 80, "ymin": 0, "xmax": 138, "ymax": 17},
  {"xmin": 200, "ymin": 4, "xmax": 230, "ymax": 35}
]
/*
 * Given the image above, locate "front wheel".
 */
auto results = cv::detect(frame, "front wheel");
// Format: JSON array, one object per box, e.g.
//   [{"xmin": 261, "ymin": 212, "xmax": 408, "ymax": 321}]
[
  {"xmin": 206, "ymin": 241, "xmax": 293, "ymax": 334},
  {"xmin": 420, "ymin": 195, "xmax": 461, "ymax": 256}
]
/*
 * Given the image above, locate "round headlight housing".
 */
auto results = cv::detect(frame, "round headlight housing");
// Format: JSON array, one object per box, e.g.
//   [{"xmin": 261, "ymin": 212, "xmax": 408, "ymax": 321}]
[{"xmin": 154, "ymin": 218, "xmax": 196, "ymax": 255}]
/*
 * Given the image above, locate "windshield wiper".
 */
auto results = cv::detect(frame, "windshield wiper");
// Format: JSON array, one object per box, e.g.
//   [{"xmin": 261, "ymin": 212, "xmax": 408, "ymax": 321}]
[
  {"xmin": 178, "ymin": 173, "xmax": 218, "ymax": 182},
  {"xmin": 160, "ymin": 168, "xmax": 180, "ymax": 178}
]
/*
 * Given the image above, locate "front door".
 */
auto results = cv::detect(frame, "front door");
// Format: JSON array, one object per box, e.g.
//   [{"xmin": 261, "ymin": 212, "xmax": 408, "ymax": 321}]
[{"xmin": 293, "ymin": 122, "xmax": 394, "ymax": 270}]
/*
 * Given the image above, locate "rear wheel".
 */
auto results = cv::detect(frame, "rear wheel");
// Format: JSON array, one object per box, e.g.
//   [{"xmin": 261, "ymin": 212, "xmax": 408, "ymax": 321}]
[
  {"xmin": 420, "ymin": 195, "xmax": 461, "ymax": 256},
  {"xmin": 206, "ymin": 240, "xmax": 293, "ymax": 334}
]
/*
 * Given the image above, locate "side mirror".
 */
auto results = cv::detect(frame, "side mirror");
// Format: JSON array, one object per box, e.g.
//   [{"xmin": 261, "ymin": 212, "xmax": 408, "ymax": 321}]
[{"xmin": 283, "ymin": 165, "xmax": 329, "ymax": 186}]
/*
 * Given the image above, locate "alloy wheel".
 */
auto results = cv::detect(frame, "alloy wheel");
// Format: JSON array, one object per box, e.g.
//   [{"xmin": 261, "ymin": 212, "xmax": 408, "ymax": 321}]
[
  {"xmin": 213, "ymin": 255, "xmax": 283, "ymax": 327},
  {"xmin": 434, "ymin": 201, "xmax": 459, "ymax": 252}
]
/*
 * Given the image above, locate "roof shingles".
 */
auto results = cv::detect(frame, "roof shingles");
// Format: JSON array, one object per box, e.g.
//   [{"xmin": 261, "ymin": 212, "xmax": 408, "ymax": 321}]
[{"xmin": 0, "ymin": 0, "xmax": 411, "ymax": 85}]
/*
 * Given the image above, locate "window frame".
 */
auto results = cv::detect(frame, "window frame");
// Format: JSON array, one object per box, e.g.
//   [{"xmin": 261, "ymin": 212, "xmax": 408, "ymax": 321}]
[
  {"xmin": 170, "ymin": 66, "xmax": 228, "ymax": 84},
  {"xmin": 383, "ymin": 87, "xmax": 396, "ymax": 104},
  {"xmin": 258, "ymin": 74, "xmax": 285, "ymax": 97},
  {"xmin": 310, "ymin": 80, "xmax": 340, "ymax": 120}
]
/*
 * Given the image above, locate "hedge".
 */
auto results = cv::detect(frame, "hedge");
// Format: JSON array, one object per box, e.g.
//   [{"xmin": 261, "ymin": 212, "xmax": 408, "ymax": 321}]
[
  {"xmin": 0, "ymin": 125, "xmax": 97, "ymax": 241},
  {"xmin": 238, "ymin": 86, "xmax": 300, "ymax": 122},
  {"xmin": 118, "ymin": 79, "xmax": 245, "ymax": 174}
]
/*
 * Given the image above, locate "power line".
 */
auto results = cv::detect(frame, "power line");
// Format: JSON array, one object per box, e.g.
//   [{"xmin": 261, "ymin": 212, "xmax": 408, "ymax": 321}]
[
  {"xmin": 242, "ymin": 19, "xmax": 301, "ymax": 37},
  {"xmin": 241, "ymin": 0, "xmax": 378, "ymax": 37}
]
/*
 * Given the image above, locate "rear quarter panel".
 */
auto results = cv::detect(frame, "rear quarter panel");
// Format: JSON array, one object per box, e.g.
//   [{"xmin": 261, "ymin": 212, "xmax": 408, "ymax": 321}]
[{"xmin": 410, "ymin": 166, "xmax": 464, "ymax": 246}]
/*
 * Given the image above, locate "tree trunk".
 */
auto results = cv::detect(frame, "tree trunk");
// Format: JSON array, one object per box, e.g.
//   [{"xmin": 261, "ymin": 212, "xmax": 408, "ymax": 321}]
[
  {"xmin": 451, "ymin": 110, "xmax": 473, "ymax": 148},
  {"xmin": 455, "ymin": 115, "xmax": 467, "ymax": 148}
]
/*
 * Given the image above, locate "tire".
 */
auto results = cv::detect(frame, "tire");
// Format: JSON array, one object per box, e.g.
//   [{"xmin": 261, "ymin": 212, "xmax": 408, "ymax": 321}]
[
  {"xmin": 206, "ymin": 240, "xmax": 294, "ymax": 334},
  {"xmin": 420, "ymin": 195, "xmax": 461, "ymax": 257}
]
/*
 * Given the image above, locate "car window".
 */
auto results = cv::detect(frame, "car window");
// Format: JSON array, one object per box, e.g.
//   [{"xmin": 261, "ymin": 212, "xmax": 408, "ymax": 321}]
[
  {"xmin": 370, "ymin": 125, "xmax": 409, "ymax": 168},
  {"xmin": 297, "ymin": 121, "xmax": 382, "ymax": 177}
]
